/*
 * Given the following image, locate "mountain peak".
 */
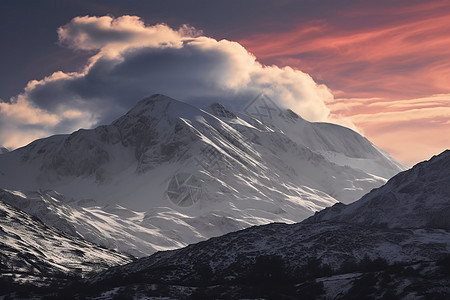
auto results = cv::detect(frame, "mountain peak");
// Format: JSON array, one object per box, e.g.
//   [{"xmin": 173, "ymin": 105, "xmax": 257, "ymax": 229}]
[
  {"xmin": 279, "ymin": 108, "xmax": 305, "ymax": 122},
  {"xmin": 0, "ymin": 147, "xmax": 9, "ymax": 154},
  {"xmin": 137, "ymin": 93, "xmax": 174, "ymax": 105},
  {"xmin": 124, "ymin": 94, "xmax": 193, "ymax": 118},
  {"xmin": 285, "ymin": 108, "xmax": 301, "ymax": 119},
  {"xmin": 209, "ymin": 103, "xmax": 237, "ymax": 119},
  {"xmin": 116, "ymin": 94, "xmax": 209, "ymax": 122}
]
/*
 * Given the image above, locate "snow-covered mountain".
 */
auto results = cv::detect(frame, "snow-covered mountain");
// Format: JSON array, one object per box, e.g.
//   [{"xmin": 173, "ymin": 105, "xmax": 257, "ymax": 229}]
[
  {"xmin": 69, "ymin": 150, "xmax": 449, "ymax": 299},
  {"xmin": 0, "ymin": 199, "xmax": 132, "ymax": 287},
  {"xmin": 0, "ymin": 94, "xmax": 406, "ymax": 257}
]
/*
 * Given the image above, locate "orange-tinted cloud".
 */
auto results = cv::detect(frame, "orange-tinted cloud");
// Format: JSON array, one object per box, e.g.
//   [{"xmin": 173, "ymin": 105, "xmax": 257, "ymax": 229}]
[
  {"xmin": 239, "ymin": 0, "xmax": 450, "ymax": 165},
  {"xmin": 240, "ymin": 4, "xmax": 450, "ymax": 97}
]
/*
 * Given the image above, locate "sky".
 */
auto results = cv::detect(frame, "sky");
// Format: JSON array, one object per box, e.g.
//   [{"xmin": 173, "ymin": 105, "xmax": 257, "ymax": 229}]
[{"xmin": 0, "ymin": 0, "xmax": 449, "ymax": 166}]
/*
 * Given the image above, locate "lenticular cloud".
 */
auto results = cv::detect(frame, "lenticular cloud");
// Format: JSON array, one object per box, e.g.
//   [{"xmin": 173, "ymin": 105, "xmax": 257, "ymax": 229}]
[{"xmin": 0, "ymin": 15, "xmax": 334, "ymax": 149}]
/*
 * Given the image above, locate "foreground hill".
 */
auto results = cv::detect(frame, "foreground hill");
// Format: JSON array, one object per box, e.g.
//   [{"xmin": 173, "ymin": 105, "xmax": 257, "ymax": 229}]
[{"xmin": 0, "ymin": 199, "xmax": 132, "ymax": 291}]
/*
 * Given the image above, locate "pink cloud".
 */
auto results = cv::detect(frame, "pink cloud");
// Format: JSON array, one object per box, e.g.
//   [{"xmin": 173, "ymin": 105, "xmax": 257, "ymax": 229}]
[
  {"xmin": 239, "ymin": 0, "xmax": 450, "ymax": 164},
  {"xmin": 328, "ymin": 94, "xmax": 450, "ymax": 166},
  {"xmin": 239, "ymin": 2, "xmax": 450, "ymax": 98}
]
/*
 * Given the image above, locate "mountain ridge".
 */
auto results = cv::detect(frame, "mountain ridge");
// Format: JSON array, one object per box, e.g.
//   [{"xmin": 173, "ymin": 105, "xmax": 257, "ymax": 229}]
[{"xmin": 0, "ymin": 94, "xmax": 407, "ymax": 257}]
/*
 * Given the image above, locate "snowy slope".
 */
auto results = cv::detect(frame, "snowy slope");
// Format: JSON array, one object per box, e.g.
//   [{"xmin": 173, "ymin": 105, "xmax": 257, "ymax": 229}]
[
  {"xmin": 238, "ymin": 107, "xmax": 405, "ymax": 178},
  {"xmin": 306, "ymin": 149, "xmax": 450, "ymax": 229},
  {"xmin": 0, "ymin": 199, "xmax": 132, "ymax": 286},
  {"xmin": 0, "ymin": 94, "xmax": 406, "ymax": 257}
]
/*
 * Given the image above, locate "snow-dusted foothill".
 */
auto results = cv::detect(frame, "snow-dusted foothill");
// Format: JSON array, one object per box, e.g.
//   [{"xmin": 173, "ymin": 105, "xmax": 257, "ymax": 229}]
[{"xmin": 0, "ymin": 200, "xmax": 132, "ymax": 286}]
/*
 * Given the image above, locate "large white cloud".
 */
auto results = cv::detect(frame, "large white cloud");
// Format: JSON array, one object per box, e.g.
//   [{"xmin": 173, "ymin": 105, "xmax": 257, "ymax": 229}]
[{"xmin": 0, "ymin": 15, "xmax": 335, "ymax": 149}]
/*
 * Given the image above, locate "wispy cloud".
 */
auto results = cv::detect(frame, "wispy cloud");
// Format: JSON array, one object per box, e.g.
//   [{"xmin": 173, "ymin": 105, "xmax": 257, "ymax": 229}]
[{"xmin": 329, "ymin": 94, "xmax": 450, "ymax": 165}]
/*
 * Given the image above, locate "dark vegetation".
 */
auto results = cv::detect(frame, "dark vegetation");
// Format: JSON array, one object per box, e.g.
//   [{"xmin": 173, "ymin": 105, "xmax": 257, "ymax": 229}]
[{"xmin": 3, "ymin": 254, "xmax": 449, "ymax": 299}]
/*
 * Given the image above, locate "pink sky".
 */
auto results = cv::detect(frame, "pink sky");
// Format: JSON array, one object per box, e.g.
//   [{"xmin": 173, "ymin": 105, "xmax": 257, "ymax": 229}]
[{"xmin": 239, "ymin": 0, "xmax": 450, "ymax": 166}]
